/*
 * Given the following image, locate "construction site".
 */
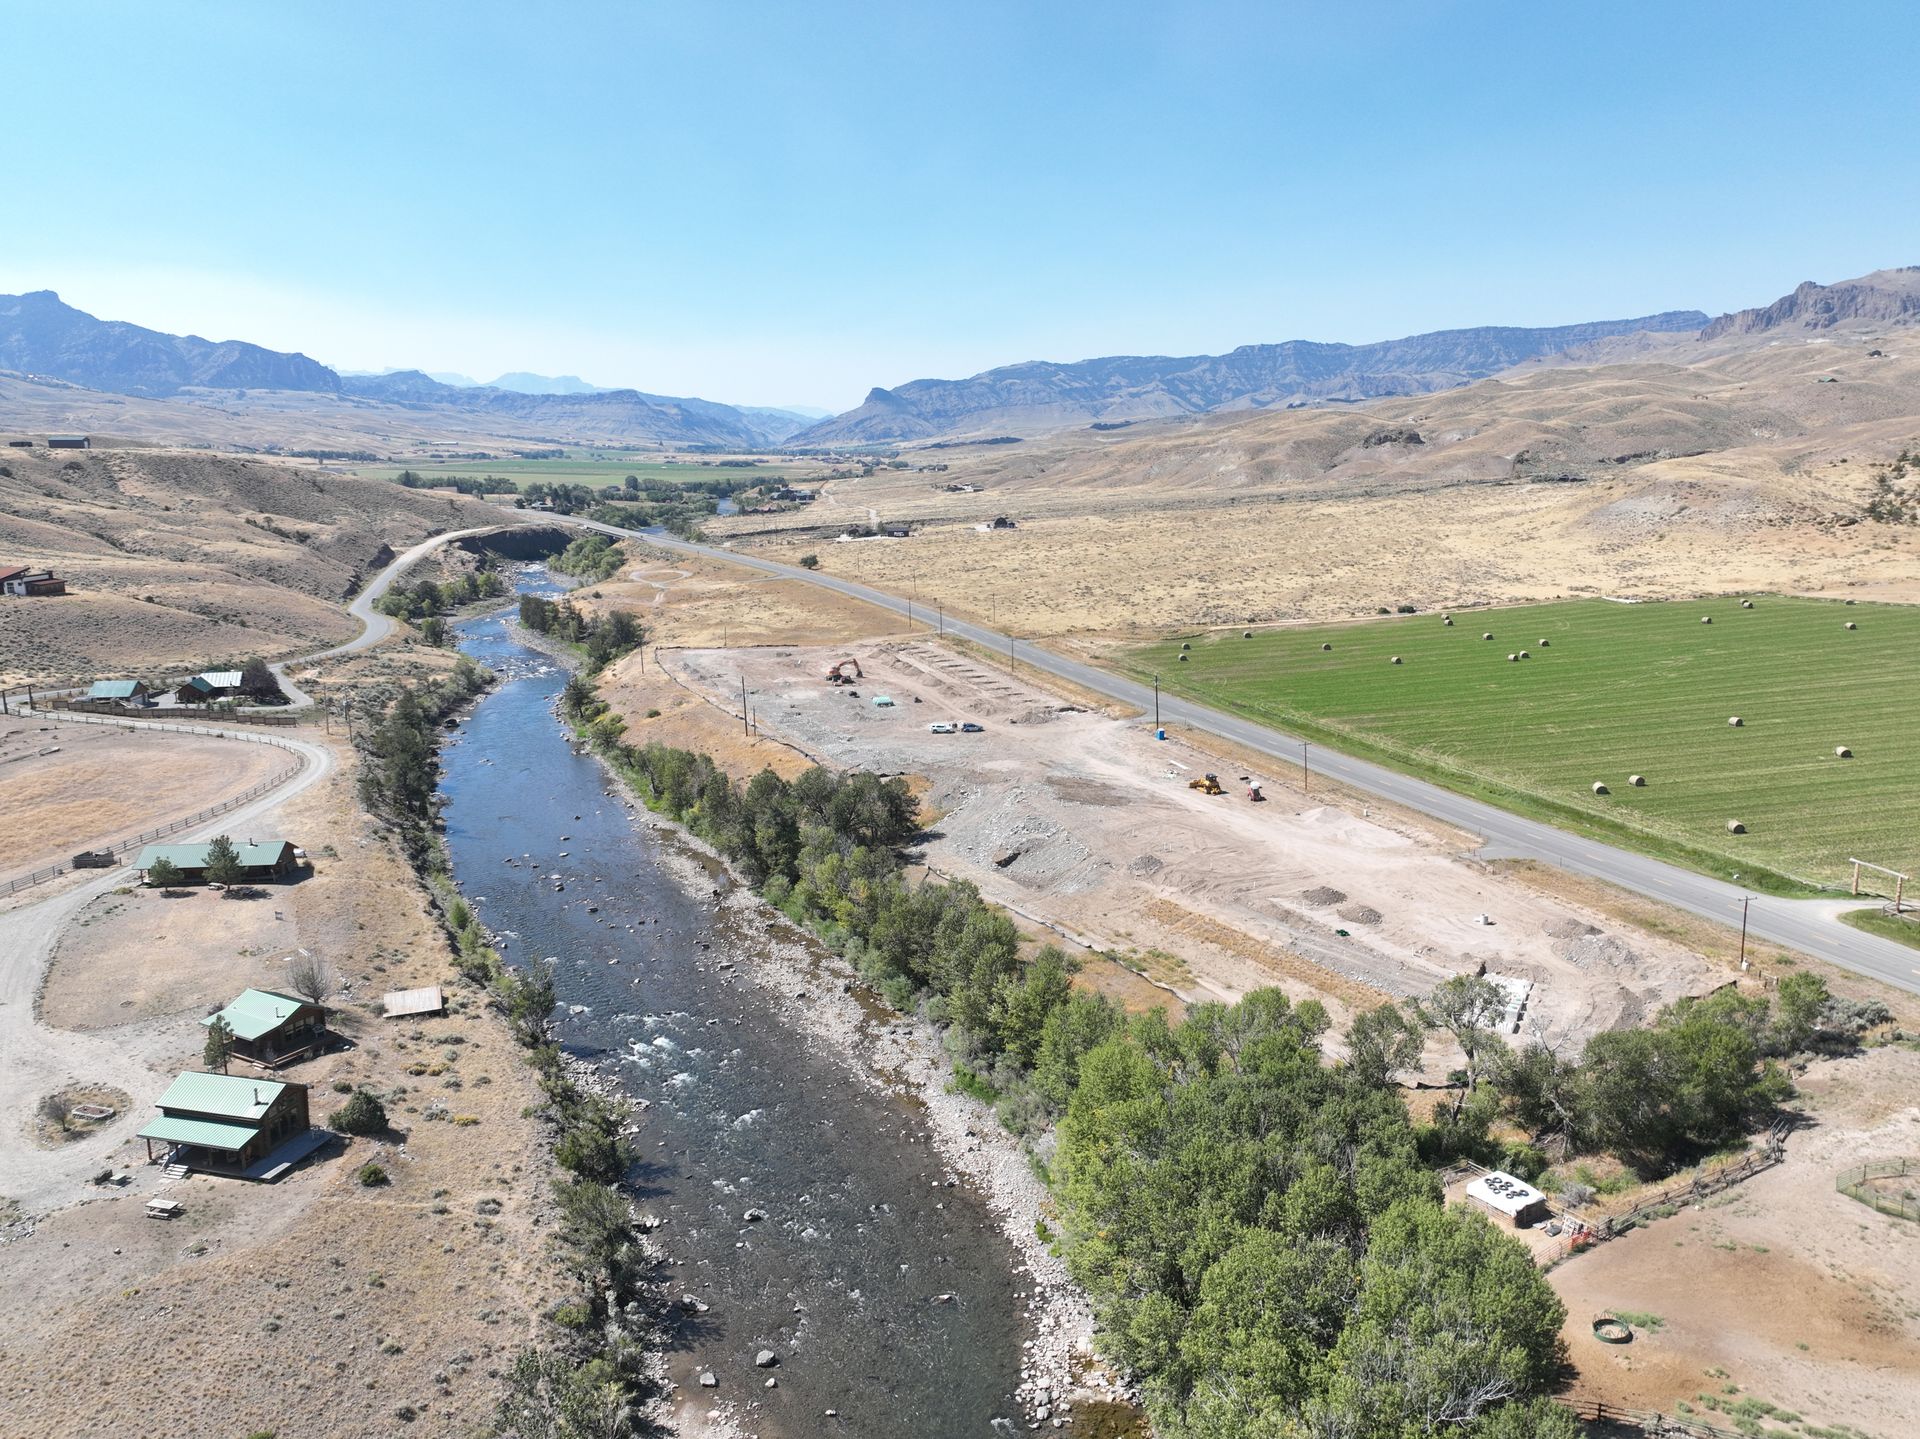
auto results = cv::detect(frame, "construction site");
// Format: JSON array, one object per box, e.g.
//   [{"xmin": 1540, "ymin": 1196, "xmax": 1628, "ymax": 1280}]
[{"xmin": 654, "ymin": 636, "xmax": 1725, "ymax": 1043}]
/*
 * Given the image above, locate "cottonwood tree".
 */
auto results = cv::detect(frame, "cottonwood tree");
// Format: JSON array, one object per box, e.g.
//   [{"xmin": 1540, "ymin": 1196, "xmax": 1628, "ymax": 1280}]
[
  {"xmin": 1343, "ymin": 1001, "xmax": 1427, "ymax": 1088},
  {"xmin": 286, "ymin": 952, "xmax": 338, "ymax": 1014},
  {"xmin": 1416, "ymin": 975, "xmax": 1510, "ymax": 1116}
]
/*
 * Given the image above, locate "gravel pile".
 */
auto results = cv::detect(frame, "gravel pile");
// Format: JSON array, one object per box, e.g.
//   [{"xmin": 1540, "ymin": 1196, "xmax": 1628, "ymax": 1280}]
[
  {"xmin": 1545, "ymin": 917, "xmax": 1602, "ymax": 941},
  {"xmin": 1300, "ymin": 885, "xmax": 1348, "ymax": 907},
  {"xmin": 1336, "ymin": 903, "xmax": 1383, "ymax": 925}
]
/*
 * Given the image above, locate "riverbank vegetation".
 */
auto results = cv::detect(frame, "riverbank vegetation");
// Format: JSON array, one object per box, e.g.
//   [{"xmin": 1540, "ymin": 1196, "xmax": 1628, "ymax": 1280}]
[
  {"xmin": 374, "ymin": 568, "xmax": 509, "ymax": 646},
  {"xmin": 547, "ymin": 531, "xmax": 625, "ymax": 583},
  {"xmin": 350, "ymin": 659, "xmax": 662, "ymax": 1435},
  {"xmin": 517, "ymin": 593, "xmax": 645, "ymax": 675},
  {"xmin": 557, "ymin": 682, "xmax": 1581, "ymax": 1436}
]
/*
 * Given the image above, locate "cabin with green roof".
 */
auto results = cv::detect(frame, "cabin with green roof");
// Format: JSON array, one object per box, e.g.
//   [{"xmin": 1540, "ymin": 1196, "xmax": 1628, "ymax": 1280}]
[
  {"xmin": 138, "ymin": 1071, "xmax": 312, "ymax": 1176},
  {"xmin": 203, "ymin": 988, "xmax": 329, "ymax": 1067},
  {"xmin": 136, "ymin": 839, "xmax": 298, "ymax": 885},
  {"xmin": 85, "ymin": 678, "xmax": 150, "ymax": 704}
]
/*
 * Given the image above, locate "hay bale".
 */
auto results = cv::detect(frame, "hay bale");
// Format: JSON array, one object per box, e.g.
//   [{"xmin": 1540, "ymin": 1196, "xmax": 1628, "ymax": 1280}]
[
  {"xmin": 1628, "ymin": 774, "xmax": 1645, "ymax": 786},
  {"xmin": 1538, "ymin": 638, "xmax": 1550, "ymax": 647},
  {"xmin": 1443, "ymin": 617, "xmax": 1454, "ymax": 626},
  {"xmin": 1390, "ymin": 655, "xmax": 1403, "ymax": 664},
  {"xmin": 1177, "ymin": 652, "xmax": 1188, "ymax": 661},
  {"xmin": 1701, "ymin": 615, "xmax": 1712, "ymax": 624},
  {"xmin": 1728, "ymin": 716, "xmax": 1743, "ymax": 727},
  {"xmin": 1321, "ymin": 642, "xmax": 1332, "ymax": 651},
  {"xmin": 1741, "ymin": 599, "xmax": 1753, "ymax": 609},
  {"xmin": 1592, "ymin": 781, "xmax": 1610, "ymax": 794},
  {"xmin": 1726, "ymin": 819, "xmax": 1746, "ymax": 834},
  {"xmin": 1180, "ymin": 641, "xmax": 1191, "ymax": 651},
  {"xmin": 1835, "ymin": 745, "xmax": 1853, "ymax": 758},
  {"xmin": 1482, "ymin": 632, "xmax": 1494, "ymax": 640},
  {"xmin": 1507, "ymin": 653, "xmax": 1518, "ymax": 662},
  {"xmin": 1242, "ymin": 630, "xmax": 1253, "ymax": 639},
  {"xmin": 1519, "ymin": 650, "xmax": 1530, "ymax": 659},
  {"xmin": 1845, "ymin": 621, "xmax": 1857, "ymax": 630}
]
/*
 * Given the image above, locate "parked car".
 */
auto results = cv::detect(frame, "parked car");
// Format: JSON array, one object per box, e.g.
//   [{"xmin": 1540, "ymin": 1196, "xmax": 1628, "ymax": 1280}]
[
  {"xmin": 960, "ymin": 722, "xmax": 985, "ymax": 733},
  {"xmin": 928, "ymin": 722, "xmax": 957, "ymax": 734}
]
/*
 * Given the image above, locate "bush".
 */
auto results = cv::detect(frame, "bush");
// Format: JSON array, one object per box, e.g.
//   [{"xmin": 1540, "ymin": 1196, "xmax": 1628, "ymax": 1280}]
[
  {"xmin": 332, "ymin": 1089, "xmax": 389, "ymax": 1136},
  {"xmin": 798, "ymin": 553, "xmax": 820, "ymax": 569},
  {"xmin": 357, "ymin": 1162, "xmax": 389, "ymax": 1187}
]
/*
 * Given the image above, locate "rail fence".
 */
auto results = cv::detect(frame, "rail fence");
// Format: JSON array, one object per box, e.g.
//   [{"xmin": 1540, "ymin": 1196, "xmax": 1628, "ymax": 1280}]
[
  {"xmin": 1836, "ymin": 1156, "xmax": 1919, "ymax": 1221},
  {"xmin": 0, "ymin": 711, "xmax": 310, "ymax": 895},
  {"xmin": 1558, "ymin": 1397, "xmax": 1752, "ymax": 1437},
  {"xmin": 48, "ymin": 697, "xmax": 302, "ymax": 726}
]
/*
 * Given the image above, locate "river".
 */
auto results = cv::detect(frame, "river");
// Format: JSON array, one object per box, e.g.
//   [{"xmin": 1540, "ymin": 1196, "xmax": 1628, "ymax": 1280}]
[{"xmin": 441, "ymin": 585, "xmax": 1029, "ymax": 1438}]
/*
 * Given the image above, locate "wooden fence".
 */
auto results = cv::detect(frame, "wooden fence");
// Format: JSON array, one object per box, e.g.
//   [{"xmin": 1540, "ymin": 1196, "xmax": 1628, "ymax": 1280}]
[
  {"xmin": 0, "ymin": 712, "xmax": 310, "ymax": 894},
  {"xmin": 1559, "ymin": 1396, "xmax": 1752, "ymax": 1437},
  {"xmin": 1836, "ymin": 1156, "xmax": 1919, "ymax": 1221}
]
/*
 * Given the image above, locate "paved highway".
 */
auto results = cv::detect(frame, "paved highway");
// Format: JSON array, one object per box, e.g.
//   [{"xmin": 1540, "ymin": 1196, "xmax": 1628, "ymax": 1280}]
[{"xmin": 556, "ymin": 514, "xmax": 1920, "ymax": 998}]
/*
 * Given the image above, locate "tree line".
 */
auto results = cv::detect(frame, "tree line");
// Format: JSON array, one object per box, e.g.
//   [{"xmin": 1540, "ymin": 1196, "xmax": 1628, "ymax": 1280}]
[
  {"xmin": 557, "ymin": 689, "xmax": 1580, "ymax": 1437},
  {"xmin": 518, "ymin": 593, "xmax": 645, "ymax": 675},
  {"xmin": 374, "ymin": 568, "xmax": 508, "ymax": 630}
]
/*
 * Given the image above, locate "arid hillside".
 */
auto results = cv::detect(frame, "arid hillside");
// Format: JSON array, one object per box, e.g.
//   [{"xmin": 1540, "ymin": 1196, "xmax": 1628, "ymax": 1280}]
[
  {"xmin": 711, "ymin": 300, "xmax": 1920, "ymax": 639},
  {"xmin": 0, "ymin": 447, "xmax": 505, "ymax": 681}
]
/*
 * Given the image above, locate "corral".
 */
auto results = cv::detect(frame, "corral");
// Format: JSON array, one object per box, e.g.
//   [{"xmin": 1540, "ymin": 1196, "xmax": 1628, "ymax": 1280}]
[
  {"xmin": 652, "ymin": 636, "xmax": 1723, "ymax": 1043},
  {"xmin": 1130, "ymin": 596, "xmax": 1920, "ymax": 889}
]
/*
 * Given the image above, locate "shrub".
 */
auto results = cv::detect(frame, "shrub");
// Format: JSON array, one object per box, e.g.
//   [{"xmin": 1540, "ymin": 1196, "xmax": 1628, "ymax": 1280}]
[
  {"xmin": 332, "ymin": 1089, "xmax": 389, "ymax": 1136},
  {"xmin": 357, "ymin": 1162, "xmax": 389, "ymax": 1187}
]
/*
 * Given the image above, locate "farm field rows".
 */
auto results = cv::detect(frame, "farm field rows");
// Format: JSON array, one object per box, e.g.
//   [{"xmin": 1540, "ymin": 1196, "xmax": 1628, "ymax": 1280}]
[{"xmin": 1129, "ymin": 596, "xmax": 1919, "ymax": 890}]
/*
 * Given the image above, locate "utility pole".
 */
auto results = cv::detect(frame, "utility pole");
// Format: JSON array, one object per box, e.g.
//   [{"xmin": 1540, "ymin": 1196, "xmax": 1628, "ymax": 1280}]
[
  {"xmin": 1008, "ymin": 635, "xmax": 1015, "ymax": 673},
  {"xmin": 1301, "ymin": 742, "xmax": 1309, "ymax": 795},
  {"xmin": 1738, "ymin": 895, "xmax": 1752, "ymax": 971},
  {"xmin": 937, "ymin": 603, "xmax": 944, "ymax": 636},
  {"xmin": 1153, "ymin": 674, "xmax": 1160, "ymax": 731},
  {"xmin": 741, "ymin": 677, "xmax": 750, "ymax": 736}
]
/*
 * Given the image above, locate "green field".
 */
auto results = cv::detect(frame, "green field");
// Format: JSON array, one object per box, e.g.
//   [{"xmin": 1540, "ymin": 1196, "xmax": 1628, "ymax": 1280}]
[
  {"xmin": 1129, "ymin": 597, "xmax": 1919, "ymax": 894},
  {"xmin": 352, "ymin": 456, "xmax": 818, "ymax": 487}
]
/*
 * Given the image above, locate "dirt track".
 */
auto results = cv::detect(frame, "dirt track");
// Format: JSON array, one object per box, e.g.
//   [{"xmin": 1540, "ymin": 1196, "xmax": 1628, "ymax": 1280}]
[{"xmin": 662, "ymin": 637, "xmax": 1724, "ymax": 1050}]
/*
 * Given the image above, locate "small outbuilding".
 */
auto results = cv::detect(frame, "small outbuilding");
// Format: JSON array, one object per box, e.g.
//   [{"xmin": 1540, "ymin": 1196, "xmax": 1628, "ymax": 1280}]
[
  {"xmin": 0, "ymin": 564, "xmax": 66, "ymax": 597},
  {"xmin": 382, "ymin": 984, "xmax": 446, "ymax": 1019},
  {"xmin": 1464, "ymin": 1170, "xmax": 1550, "ymax": 1229},
  {"xmin": 86, "ymin": 679, "xmax": 150, "ymax": 704},
  {"xmin": 47, "ymin": 434, "xmax": 90, "ymax": 449},
  {"xmin": 136, "ymin": 838, "xmax": 299, "ymax": 884},
  {"xmin": 138, "ymin": 1071, "xmax": 313, "ymax": 1177},
  {"xmin": 203, "ymin": 988, "xmax": 330, "ymax": 1067}
]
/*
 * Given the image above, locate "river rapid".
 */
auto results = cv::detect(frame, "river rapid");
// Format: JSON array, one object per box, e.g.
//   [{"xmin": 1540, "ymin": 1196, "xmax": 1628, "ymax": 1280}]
[{"xmin": 441, "ymin": 590, "xmax": 1032, "ymax": 1438}]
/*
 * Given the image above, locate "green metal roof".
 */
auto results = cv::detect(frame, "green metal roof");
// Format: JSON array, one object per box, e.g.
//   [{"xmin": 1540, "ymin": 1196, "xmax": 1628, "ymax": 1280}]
[
  {"xmin": 139, "ymin": 1114, "xmax": 260, "ymax": 1151},
  {"xmin": 202, "ymin": 989, "xmax": 312, "ymax": 1042},
  {"xmin": 180, "ymin": 676, "xmax": 214, "ymax": 694},
  {"xmin": 153, "ymin": 1070, "xmax": 286, "ymax": 1120},
  {"xmin": 197, "ymin": 670, "xmax": 244, "ymax": 688},
  {"xmin": 88, "ymin": 679, "xmax": 142, "ymax": 698},
  {"xmin": 136, "ymin": 839, "xmax": 294, "ymax": 871}
]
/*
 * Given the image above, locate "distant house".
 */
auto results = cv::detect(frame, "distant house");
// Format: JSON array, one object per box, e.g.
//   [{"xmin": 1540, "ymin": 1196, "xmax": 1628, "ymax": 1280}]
[
  {"xmin": 86, "ymin": 678, "xmax": 150, "ymax": 704},
  {"xmin": 137, "ymin": 1071, "xmax": 313, "ymax": 1176},
  {"xmin": 136, "ymin": 838, "xmax": 299, "ymax": 884},
  {"xmin": 180, "ymin": 669, "xmax": 244, "ymax": 699},
  {"xmin": 46, "ymin": 434, "xmax": 89, "ymax": 449},
  {"xmin": 2, "ymin": 565, "xmax": 67, "ymax": 596},
  {"xmin": 175, "ymin": 676, "xmax": 217, "ymax": 703},
  {"xmin": 203, "ymin": 988, "xmax": 330, "ymax": 1067}
]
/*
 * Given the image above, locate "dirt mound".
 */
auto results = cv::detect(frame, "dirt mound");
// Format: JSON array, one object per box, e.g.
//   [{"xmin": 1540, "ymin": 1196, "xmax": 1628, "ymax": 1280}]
[
  {"xmin": 1337, "ymin": 903, "xmax": 1383, "ymax": 925},
  {"xmin": 1126, "ymin": 854, "xmax": 1164, "ymax": 877},
  {"xmin": 1552, "ymin": 932, "xmax": 1645, "ymax": 971},
  {"xmin": 1546, "ymin": 917, "xmax": 1602, "ymax": 940},
  {"xmin": 1300, "ymin": 885, "xmax": 1347, "ymax": 907}
]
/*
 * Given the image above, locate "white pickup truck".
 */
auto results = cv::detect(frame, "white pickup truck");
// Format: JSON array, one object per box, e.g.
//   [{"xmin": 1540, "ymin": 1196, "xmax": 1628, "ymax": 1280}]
[{"xmin": 928, "ymin": 722, "xmax": 957, "ymax": 734}]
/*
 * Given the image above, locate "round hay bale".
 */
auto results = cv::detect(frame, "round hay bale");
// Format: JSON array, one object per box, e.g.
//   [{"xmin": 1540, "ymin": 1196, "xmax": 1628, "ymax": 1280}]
[
  {"xmin": 1507, "ymin": 653, "xmax": 1518, "ymax": 662},
  {"xmin": 1321, "ymin": 642, "xmax": 1332, "ymax": 652},
  {"xmin": 1177, "ymin": 652, "xmax": 1188, "ymax": 662},
  {"xmin": 1741, "ymin": 599, "xmax": 1754, "ymax": 609},
  {"xmin": 1538, "ymin": 638, "xmax": 1550, "ymax": 647},
  {"xmin": 1242, "ymin": 630, "xmax": 1253, "ymax": 639},
  {"xmin": 1180, "ymin": 641, "xmax": 1191, "ymax": 651},
  {"xmin": 1726, "ymin": 819, "xmax": 1746, "ymax": 834},
  {"xmin": 1390, "ymin": 655, "xmax": 1403, "ymax": 664},
  {"xmin": 1728, "ymin": 716, "xmax": 1743, "ymax": 727},
  {"xmin": 1701, "ymin": 615, "xmax": 1712, "ymax": 624},
  {"xmin": 1482, "ymin": 632, "xmax": 1494, "ymax": 640},
  {"xmin": 1443, "ymin": 617, "xmax": 1454, "ymax": 626},
  {"xmin": 1845, "ymin": 621, "xmax": 1857, "ymax": 630},
  {"xmin": 1835, "ymin": 745, "xmax": 1853, "ymax": 758},
  {"xmin": 1519, "ymin": 650, "xmax": 1530, "ymax": 659},
  {"xmin": 1592, "ymin": 781, "xmax": 1610, "ymax": 794},
  {"xmin": 1628, "ymin": 774, "xmax": 1645, "ymax": 786}
]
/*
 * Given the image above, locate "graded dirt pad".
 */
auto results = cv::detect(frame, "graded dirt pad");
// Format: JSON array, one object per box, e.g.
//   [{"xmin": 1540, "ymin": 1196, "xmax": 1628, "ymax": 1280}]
[
  {"xmin": 0, "ymin": 725, "xmax": 558, "ymax": 1439},
  {"xmin": 1551, "ymin": 1046, "xmax": 1920, "ymax": 1435},
  {"xmin": 657, "ymin": 637, "xmax": 1725, "ymax": 1051},
  {"xmin": 0, "ymin": 716, "xmax": 292, "ymax": 886}
]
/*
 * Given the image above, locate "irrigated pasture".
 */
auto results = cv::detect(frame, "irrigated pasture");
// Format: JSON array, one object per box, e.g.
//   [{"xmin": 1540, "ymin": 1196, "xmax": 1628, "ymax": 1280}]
[{"xmin": 1132, "ymin": 597, "xmax": 1918, "ymax": 890}]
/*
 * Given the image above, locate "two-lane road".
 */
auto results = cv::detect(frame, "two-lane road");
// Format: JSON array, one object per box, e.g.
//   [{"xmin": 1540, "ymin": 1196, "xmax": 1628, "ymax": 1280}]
[{"xmin": 557, "ymin": 514, "xmax": 1920, "ymax": 998}]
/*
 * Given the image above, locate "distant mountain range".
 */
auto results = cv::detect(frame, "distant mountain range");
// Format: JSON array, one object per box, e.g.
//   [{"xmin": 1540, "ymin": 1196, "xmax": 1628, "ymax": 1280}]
[
  {"xmin": 790, "ymin": 312, "xmax": 1712, "ymax": 446},
  {"xmin": 0, "ymin": 292, "xmax": 812, "ymax": 446}
]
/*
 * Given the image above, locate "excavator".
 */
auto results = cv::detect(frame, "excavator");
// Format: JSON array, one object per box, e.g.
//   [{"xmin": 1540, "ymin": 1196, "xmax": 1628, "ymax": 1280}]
[
  {"xmin": 825, "ymin": 658, "xmax": 864, "ymax": 685},
  {"xmin": 1187, "ymin": 772, "xmax": 1224, "ymax": 795}
]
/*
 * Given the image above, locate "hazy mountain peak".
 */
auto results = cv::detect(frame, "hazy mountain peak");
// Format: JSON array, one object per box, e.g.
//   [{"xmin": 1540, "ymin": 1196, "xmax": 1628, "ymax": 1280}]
[{"xmin": 486, "ymin": 372, "xmax": 606, "ymax": 395}]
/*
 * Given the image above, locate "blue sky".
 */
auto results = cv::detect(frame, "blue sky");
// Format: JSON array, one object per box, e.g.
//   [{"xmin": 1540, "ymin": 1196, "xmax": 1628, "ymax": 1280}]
[{"xmin": 6, "ymin": 2, "xmax": 1916, "ymax": 411}]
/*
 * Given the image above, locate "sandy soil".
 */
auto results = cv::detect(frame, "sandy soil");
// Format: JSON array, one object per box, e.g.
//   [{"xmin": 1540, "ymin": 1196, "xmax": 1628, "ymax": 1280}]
[
  {"xmin": 0, "ymin": 715, "xmax": 292, "ymax": 886},
  {"xmin": 659, "ymin": 637, "xmax": 1725, "ymax": 1054},
  {"xmin": 0, "ymin": 724, "xmax": 559, "ymax": 1438},
  {"xmin": 1551, "ymin": 1046, "xmax": 1920, "ymax": 1435}
]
